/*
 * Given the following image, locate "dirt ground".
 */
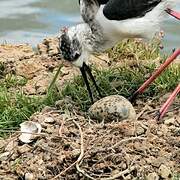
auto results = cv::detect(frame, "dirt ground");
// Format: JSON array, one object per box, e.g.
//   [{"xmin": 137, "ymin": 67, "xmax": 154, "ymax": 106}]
[{"xmin": 0, "ymin": 38, "xmax": 179, "ymax": 179}]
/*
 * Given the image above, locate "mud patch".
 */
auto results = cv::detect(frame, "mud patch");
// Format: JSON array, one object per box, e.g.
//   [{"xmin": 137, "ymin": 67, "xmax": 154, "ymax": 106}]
[{"xmin": 0, "ymin": 101, "xmax": 179, "ymax": 179}]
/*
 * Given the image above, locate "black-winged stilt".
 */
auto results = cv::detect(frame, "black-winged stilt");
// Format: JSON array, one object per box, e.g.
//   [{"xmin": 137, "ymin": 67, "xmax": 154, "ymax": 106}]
[{"xmin": 58, "ymin": 0, "xmax": 179, "ymax": 119}]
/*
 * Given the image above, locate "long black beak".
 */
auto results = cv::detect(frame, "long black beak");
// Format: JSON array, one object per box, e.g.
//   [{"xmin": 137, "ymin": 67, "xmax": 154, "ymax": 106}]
[{"xmin": 80, "ymin": 62, "xmax": 102, "ymax": 103}]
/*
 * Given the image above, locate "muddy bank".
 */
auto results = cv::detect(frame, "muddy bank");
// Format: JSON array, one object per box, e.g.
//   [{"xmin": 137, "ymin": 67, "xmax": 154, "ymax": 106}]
[
  {"xmin": 0, "ymin": 102, "xmax": 179, "ymax": 179},
  {"xmin": 0, "ymin": 38, "xmax": 179, "ymax": 179}
]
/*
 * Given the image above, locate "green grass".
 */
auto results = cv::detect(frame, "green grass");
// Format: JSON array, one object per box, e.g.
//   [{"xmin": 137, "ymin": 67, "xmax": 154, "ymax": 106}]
[
  {"xmin": 0, "ymin": 74, "xmax": 62, "ymax": 137},
  {"xmin": 0, "ymin": 39, "xmax": 179, "ymax": 137},
  {"xmin": 108, "ymin": 38, "xmax": 161, "ymax": 62},
  {"xmin": 0, "ymin": 78, "xmax": 40, "ymax": 134},
  {"xmin": 60, "ymin": 39, "xmax": 179, "ymax": 110},
  {"xmin": 173, "ymin": 173, "xmax": 180, "ymax": 180},
  {"xmin": 60, "ymin": 60, "xmax": 179, "ymax": 110}
]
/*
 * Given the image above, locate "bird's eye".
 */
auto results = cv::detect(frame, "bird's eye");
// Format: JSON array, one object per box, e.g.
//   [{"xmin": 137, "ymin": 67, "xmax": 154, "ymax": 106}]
[{"xmin": 74, "ymin": 52, "xmax": 80, "ymax": 60}]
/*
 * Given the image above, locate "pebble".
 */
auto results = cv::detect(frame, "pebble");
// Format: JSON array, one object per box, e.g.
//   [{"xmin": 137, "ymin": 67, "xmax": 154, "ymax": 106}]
[
  {"xmin": 157, "ymin": 124, "xmax": 168, "ymax": 136},
  {"xmin": 158, "ymin": 164, "xmax": 171, "ymax": 178},
  {"xmin": 5, "ymin": 140, "xmax": 17, "ymax": 152},
  {"xmin": 151, "ymin": 157, "xmax": 166, "ymax": 168},
  {"xmin": 89, "ymin": 95, "xmax": 136, "ymax": 122},
  {"xmin": 146, "ymin": 172, "xmax": 159, "ymax": 180},
  {"xmin": 164, "ymin": 117, "xmax": 175, "ymax": 125},
  {"xmin": 136, "ymin": 126, "xmax": 145, "ymax": 135},
  {"xmin": 44, "ymin": 117, "xmax": 55, "ymax": 123},
  {"xmin": 25, "ymin": 172, "xmax": 34, "ymax": 180},
  {"xmin": 71, "ymin": 149, "xmax": 80, "ymax": 157},
  {"xmin": 17, "ymin": 144, "xmax": 31, "ymax": 154},
  {"xmin": 0, "ymin": 152, "xmax": 10, "ymax": 161}
]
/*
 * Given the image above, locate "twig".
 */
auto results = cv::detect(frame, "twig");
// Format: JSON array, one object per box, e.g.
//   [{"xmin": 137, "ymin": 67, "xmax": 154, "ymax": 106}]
[
  {"xmin": 58, "ymin": 116, "xmax": 79, "ymax": 137},
  {"xmin": 109, "ymin": 136, "xmax": 146, "ymax": 151},
  {"xmin": 136, "ymin": 104, "xmax": 149, "ymax": 120},
  {"xmin": 52, "ymin": 119, "xmax": 86, "ymax": 180},
  {"xmin": 72, "ymin": 120, "xmax": 84, "ymax": 163},
  {"xmin": 73, "ymin": 120, "xmax": 95, "ymax": 180},
  {"xmin": 100, "ymin": 166, "xmax": 136, "ymax": 180},
  {"xmin": 58, "ymin": 118, "xmax": 65, "ymax": 137},
  {"xmin": 0, "ymin": 129, "xmax": 46, "ymax": 136},
  {"xmin": 52, "ymin": 120, "xmax": 145, "ymax": 179},
  {"xmin": 52, "ymin": 161, "xmax": 77, "ymax": 179},
  {"xmin": 77, "ymin": 136, "xmax": 145, "ymax": 180},
  {"xmin": 48, "ymin": 64, "xmax": 63, "ymax": 92}
]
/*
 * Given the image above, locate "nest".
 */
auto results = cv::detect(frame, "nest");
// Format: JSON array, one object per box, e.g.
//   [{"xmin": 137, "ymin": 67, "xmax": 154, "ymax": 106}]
[{"xmin": 0, "ymin": 103, "xmax": 179, "ymax": 180}]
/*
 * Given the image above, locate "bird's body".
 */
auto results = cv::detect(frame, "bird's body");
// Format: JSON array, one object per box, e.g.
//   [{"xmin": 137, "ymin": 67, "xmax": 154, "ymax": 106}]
[
  {"xmin": 95, "ymin": 2, "xmax": 166, "ymax": 48},
  {"xmin": 61, "ymin": 0, "xmax": 177, "ymax": 67},
  {"xmin": 59, "ymin": 0, "xmax": 179, "ymax": 102}
]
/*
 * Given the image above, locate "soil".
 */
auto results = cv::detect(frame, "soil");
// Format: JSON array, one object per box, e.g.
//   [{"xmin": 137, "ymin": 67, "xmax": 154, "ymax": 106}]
[{"xmin": 0, "ymin": 38, "xmax": 179, "ymax": 179}]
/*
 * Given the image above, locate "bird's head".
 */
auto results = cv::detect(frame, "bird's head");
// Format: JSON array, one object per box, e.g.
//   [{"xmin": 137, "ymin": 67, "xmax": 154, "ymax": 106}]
[
  {"xmin": 59, "ymin": 26, "xmax": 90, "ymax": 67},
  {"xmin": 58, "ymin": 26, "xmax": 102, "ymax": 103}
]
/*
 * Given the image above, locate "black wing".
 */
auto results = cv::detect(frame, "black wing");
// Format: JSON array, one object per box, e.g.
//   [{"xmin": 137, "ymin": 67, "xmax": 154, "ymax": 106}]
[
  {"xmin": 98, "ymin": 0, "xmax": 109, "ymax": 4},
  {"xmin": 103, "ymin": 0, "xmax": 161, "ymax": 20},
  {"xmin": 79, "ymin": 0, "xmax": 109, "ymax": 5}
]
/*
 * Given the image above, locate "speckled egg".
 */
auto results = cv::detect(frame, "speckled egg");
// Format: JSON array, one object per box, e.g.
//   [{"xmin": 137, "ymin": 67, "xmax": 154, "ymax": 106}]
[{"xmin": 89, "ymin": 95, "xmax": 136, "ymax": 122}]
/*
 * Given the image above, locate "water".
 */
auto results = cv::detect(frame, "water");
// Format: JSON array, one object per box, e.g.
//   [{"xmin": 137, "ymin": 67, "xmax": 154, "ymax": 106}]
[{"xmin": 0, "ymin": 0, "xmax": 179, "ymax": 53}]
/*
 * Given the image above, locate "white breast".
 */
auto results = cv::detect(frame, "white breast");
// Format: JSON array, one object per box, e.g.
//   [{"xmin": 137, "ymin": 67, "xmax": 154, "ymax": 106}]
[{"xmin": 95, "ymin": 1, "xmax": 176, "ymax": 48}]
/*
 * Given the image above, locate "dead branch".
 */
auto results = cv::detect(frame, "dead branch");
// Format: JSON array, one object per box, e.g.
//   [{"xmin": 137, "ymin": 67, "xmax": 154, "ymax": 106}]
[
  {"xmin": 100, "ymin": 166, "xmax": 136, "ymax": 180},
  {"xmin": 109, "ymin": 136, "xmax": 146, "ymax": 150},
  {"xmin": 73, "ymin": 120, "xmax": 96, "ymax": 180},
  {"xmin": 51, "ymin": 119, "xmax": 82, "ymax": 180}
]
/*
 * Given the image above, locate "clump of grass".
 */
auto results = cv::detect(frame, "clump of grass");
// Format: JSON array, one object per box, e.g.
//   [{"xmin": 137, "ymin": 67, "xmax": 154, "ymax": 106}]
[
  {"xmin": 60, "ymin": 39, "xmax": 179, "ymax": 110},
  {"xmin": 173, "ymin": 173, "xmax": 180, "ymax": 180},
  {"xmin": 0, "ymin": 62, "xmax": 5, "ymax": 78},
  {"xmin": 60, "ymin": 62, "xmax": 179, "ymax": 110},
  {"xmin": 0, "ymin": 73, "xmax": 64, "ymax": 137},
  {"xmin": 0, "ymin": 74, "xmax": 63, "ymax": 137},
  {"xmin": 0, "ymin": 78, "xmax": 41, "ymax": 137},
  {"xmin": 108, "ymin": 39, "xmax": 161, "ymax": 62},
  {"xmin": 0, "ymin": 39, "xmax": 179, "ymax": 136}
]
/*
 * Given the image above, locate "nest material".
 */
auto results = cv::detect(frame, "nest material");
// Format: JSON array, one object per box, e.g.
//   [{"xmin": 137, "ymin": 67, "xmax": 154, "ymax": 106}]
[{"xmin": 0, "ymin": 103, "xmax": 179, "ymax": 180}]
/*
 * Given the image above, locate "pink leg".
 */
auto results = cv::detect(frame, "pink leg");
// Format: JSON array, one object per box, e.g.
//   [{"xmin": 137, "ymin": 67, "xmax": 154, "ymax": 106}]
[
  {"xmin": 130, "ymin": 49, "xmax": 180, "ymax": 102},
  {"xmin": 158, "ymin": 84, "xmax": 180, "ymax": 120},
  {"xmin": 166, "ymin": 8, "xmax": 180, "ymax": 20}
]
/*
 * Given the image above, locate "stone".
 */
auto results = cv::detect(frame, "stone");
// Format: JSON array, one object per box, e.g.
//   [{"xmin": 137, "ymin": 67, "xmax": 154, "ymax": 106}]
[
  {"xmin": 158, "ymin": 164, "xmax": 171, "ymax": 178},
  {"xmin": 24, "ymin": 172, "xmax": 34, "ymax": 180},
  {"xmin": 71, "ymin": 149, "xmax": 80, "ymax": 157},
  {"xmin": 17, "ymin": 144, "xmax": 31, "ymax": 154},
  {"xmin": 151, "ymin": 157, "xmax": 166, "ymax": 168},
  {"xmin": 44, "ymin": 117, "xmax": 55, "ymax": 123},
  {"xmin": 0, "ymin": 152, "xmax": 10, "ymax": 161},
  {"xmin": 23, "ymin": 73, "xmax": 50, "ymax": 94},
  {"xmin": 37, "ymin": 37, "xmax": 59, "ymax": 57},
  {"xmin": 89, "ymin": 95, "xmax": 136, "ymax": 122},
  {"xmin": 5, "ymin": 140, "xmax": 18, "ymax": 152},
  {"xmin": 16, "ymin": 58, "xmax": 45, "ymax": 79},
  {"xmin": 136, "ymin": 126, "xmax": 145, "ymax": 135},
  {"xmin": 157, "ymin": 124, "xmax": 168, "ymax": 136},
  {"xmin": 37, "ymin": 43, "xmax": 48, "ymax": 55},
  {"xmin": 146, "ymin": 172, "xmax": 159, "ymax": 180},
  {"xmin": 164, "ymin": 118, "xmax": 175, "ymax": 125}
]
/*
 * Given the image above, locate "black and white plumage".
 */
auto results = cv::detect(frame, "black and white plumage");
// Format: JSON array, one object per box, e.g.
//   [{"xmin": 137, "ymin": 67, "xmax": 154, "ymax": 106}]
[{"xmin": 59, "ymin": 0, "xmax": 178, "ymax": 102}]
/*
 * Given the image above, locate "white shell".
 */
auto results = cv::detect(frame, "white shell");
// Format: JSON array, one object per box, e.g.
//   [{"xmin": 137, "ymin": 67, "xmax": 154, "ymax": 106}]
[{"xmin": 19, "ymin": 121, "xmax": 42, "ymax": 143}]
